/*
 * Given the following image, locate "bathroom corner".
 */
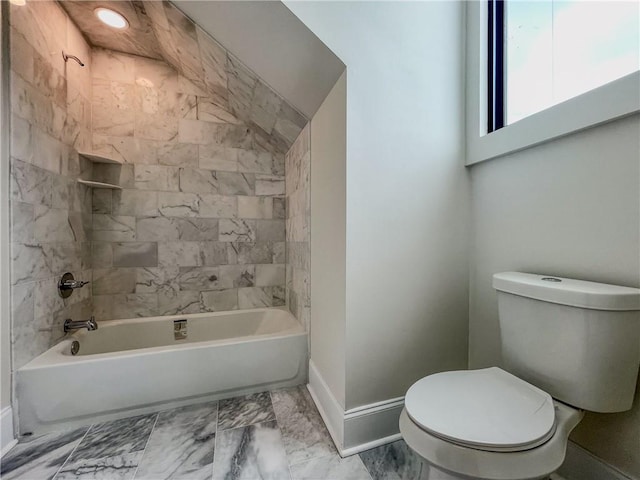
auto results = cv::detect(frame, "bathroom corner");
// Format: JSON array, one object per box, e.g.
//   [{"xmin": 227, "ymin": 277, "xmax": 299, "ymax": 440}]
[
  {"xmin": 8, "ymin": 0, "xmax": 94, "ymax": 372},
  {"xmin": 285, "ymin": 123, "xmax": 310, "ymax": 331},
  {"xmin": 1, "ymin": 0, "xmax": 14, "ymax": 455}
]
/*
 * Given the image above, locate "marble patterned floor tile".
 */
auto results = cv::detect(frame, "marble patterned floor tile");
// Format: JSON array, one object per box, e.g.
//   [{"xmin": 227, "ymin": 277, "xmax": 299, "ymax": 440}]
[
  {"xmin": 134, "ymin": 402, "xmax": 218, "ymax": 480},
  {"xmin": 53, "ymin": 451, "xmax": 143, "ymax": 480},
  {"xmin": 217, "ymin": 392, "xmax": 276, "ymax": 431},
  {"xmin": 0, "ymin": 390, "xmax": 436, "ymax": 480},
  {"xmin": 0, "ymin": 427, "xmax": 89, "ymax": 480},
  {"xmin": 156, "ymin": 401, "xmax": 218, "ymax": 427},
  {"xmin": 271, "ymin": 386, "xmax": 336, "ymax": 465},
  {"xmin": 290, "ymin": 454, "xmax": 372, "ymax": 480},
  {"xmin": 359, "ymin": 441, "xmax": 424, "ymax": 480},
  {"xmin": 66, "ymin": 414, "xmax": 157, "ymax": 462},
  {"xmin": 212, "ymin": 421, "xmax": 290, "ymax": 480}
]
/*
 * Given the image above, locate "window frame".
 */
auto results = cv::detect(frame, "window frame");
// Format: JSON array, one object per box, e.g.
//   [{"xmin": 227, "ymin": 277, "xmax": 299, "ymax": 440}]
[
  {"xmin": 465, "ymin": 0, "xmax": 640, "ymax": 166},
  {"xmin": 487, "ymin": 0, "xmax": 504, "ymax": 133}
]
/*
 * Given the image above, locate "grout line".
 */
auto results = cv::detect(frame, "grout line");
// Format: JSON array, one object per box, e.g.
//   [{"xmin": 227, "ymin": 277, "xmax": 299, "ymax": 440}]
[
  {"xmin": 268, "ymin": 389, "xmax": 281, "ymax": 424},
  {"xmin": 287, "ymin": 451, "xmax": 337, "ymax": 469},
  {"xmin": 130, "ymin": 413, "xmax": 159, "ymax": 480},
  {"xmin": 216, "ymin": 418, "xmax": 278, "ymax": 434},
  {"xmin": 358, "ymin": 453, "xmax": 376, "ymax": 480},
  {"xmin": 217, "ymin": 417, "xmax": 275, "ymax": 433},
  {"xmin": 362, "ymin": 456, "xmax": 374, "ymax": 480},
  {"xmin": 269, "ymin": 390, "xmax": 294, "ymax": 480},
  {"xmin": 211, "ymin": 401, "xmax": 219, "ymax": 480},
  {"xmin": 216, "ymin": 395, "xmax": 278, "ymax": 433},
  {"xmin": 50, "ymin": 424, "xmax": 93, "ymax": 480},
  {"xmin": 271, "ymin": 386, "xmax": 336, "ymax": 470},
  {"xmin": 270, "ymin": 388, "xmax": 298, "ymax": 470}
]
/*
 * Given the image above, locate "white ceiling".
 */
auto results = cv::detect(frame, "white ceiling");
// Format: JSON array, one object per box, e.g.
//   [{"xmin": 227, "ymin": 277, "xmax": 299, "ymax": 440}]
[{"xmin": 173, "ymin": 0, "xmax": 345, "ymax": 119}]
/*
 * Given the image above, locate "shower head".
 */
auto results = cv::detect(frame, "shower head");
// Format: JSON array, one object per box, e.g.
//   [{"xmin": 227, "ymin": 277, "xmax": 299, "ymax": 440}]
[{"xmin": 62, "ymin": 51, "xmax": 85, "ymax": 67}]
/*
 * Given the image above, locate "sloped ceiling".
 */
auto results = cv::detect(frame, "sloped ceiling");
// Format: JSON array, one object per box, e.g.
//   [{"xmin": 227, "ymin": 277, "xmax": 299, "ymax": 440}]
[
  {"xmin": 58, "ymin": 1, "xmax": 163, "ymax": 59},
  {"xmin": 60, "ymin": 0, "xmax": 344, "ymax": 124},
  {"xmin": 174, "ymin": 1, "xmax": 345, "ymax": 119},
  {"xmin": 61, "ymin": 0, "xmax": 312, "ymax": 154}
]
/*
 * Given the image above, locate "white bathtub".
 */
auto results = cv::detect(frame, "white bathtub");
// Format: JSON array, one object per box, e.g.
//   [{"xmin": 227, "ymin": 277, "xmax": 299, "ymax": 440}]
[{"xmin": 17, "ymin": 307, "xmax": 307, "ymax": 435}]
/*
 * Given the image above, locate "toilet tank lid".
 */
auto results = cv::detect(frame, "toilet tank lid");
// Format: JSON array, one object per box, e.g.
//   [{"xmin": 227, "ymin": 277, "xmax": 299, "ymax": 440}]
[{"xmin": 493, "ymin": 272, "xmax": 640, "ymax": 311}]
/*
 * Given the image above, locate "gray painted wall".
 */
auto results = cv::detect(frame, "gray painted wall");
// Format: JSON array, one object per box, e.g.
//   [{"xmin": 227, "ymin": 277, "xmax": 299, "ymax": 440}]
[
  {"xmin": 310, "ymin": 72, "xmax": 347, "ymax": 407},
  {"xmin": 469, "ymin": 114, "xmax": 640, "ymax": 478},
  {"xmin": 287, "ymin": 1, "xmax": 470, "ymax": 410}
]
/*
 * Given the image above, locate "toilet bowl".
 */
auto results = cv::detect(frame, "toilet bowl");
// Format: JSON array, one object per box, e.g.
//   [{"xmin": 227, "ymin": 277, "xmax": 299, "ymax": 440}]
[
  {"xmin": 400, "ymin": 272, "xmax": 640, "ymax": 480},
  {"xmin": 400, "ymin": 368, "xmax": 584, "ymax": 480}
]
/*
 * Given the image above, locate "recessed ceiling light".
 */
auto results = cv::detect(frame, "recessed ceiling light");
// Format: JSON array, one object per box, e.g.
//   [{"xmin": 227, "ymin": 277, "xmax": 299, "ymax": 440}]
[
  {"xmin": 9, "ymin": 0, "xmax": 26, "ymax": 6},
  {"xmin": 95, "ymin": 8, "xmax": 129, "ymax": 29}
]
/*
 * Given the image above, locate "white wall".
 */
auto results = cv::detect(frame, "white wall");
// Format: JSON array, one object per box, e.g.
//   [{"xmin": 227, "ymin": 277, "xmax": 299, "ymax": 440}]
[
  {"xmin": 469, "ymin": 114, "xmax": 640, "ymax": 478},
  {"xmin": 310, "ymin": 72, "xmax": 347, "ymax": 407},
  {"xmin": 286, "ymin": 1, "xmax": 469, "ymax": 410}
]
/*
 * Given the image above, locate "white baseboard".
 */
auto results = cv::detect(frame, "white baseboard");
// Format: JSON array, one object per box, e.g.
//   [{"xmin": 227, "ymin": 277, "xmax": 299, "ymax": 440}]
[
  {"xmin": 340, "ymin": 433, "xmax": 403, "ymax": 457},
  {"xmin": 307, "ymin": 360, "xmax": 404, "ymax": 457},
  {"xmin": 307, "ymin": 360, "xmax": 345, "ymax": 452},
  {"xmin": 308, "ymin": 363, "xmax": 632, "ymax": 478},
  {"xmin": 558, "ymin": 441, "xmax": 632, "ymax": 480},
  {"xmin": 0, "ymin": 406, "xmax": 16, "ymax": 456}
]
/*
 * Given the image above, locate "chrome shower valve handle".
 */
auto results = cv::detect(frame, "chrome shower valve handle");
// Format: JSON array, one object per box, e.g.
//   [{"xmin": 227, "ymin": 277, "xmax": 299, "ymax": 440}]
[
  {"xmin": 61, "ymin": 279, "xmax": 89, "ymax": 289},
  {"xmin": 58, "ymin": 272, "xmax": 90, "ymax": 298}
]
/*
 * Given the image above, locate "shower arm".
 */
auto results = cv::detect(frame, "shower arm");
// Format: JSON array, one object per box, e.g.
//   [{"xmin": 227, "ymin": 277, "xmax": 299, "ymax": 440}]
[{"xmin": 62, "ymin": 51, "xmax": 85, "ymax": 67}]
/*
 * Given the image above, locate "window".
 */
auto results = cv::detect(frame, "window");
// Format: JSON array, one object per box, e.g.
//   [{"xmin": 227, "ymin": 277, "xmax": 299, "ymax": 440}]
[
  {"xmin": 465, "ymin": 1, "xmax": 640, "ymax": 165},
  {"xmin": 488, "ymin": 0, "xmax": 639, "ymax": 132}
]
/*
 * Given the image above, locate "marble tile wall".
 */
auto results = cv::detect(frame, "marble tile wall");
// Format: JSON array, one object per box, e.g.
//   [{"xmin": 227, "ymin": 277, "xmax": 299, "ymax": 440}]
[
  {"xmin": 140, "ymin": 0, "xmax": 308, "ymax": 155},
  {"xmin": 285, "ymin": 125, "xmax": 311, "ymax": 329},
  {"xmin": 10, "ymin": 0, "xmax": 310, "ymax": 357},
  {"xmin": 89, "ymin": 50, "xmax": 287, "ymax": 319},
  {"xmin": 60, "ymin": 1, "xmax": 308, "ymax": 159},
  {"xmin": 9, "ymin": 1, "xmax": 94, "ymax": 369}
]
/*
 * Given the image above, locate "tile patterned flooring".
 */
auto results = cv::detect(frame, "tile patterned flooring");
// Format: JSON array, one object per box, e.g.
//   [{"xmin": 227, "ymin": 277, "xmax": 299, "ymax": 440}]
[{"xmin": 1, "ymin": 386, "xmax": 427, "ymax": 480}]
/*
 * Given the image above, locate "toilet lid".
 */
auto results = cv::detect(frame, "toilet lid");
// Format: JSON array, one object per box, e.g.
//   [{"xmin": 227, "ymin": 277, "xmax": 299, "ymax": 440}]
[{"xmin": 405, "ymin": 367, "xmax": 556, "ymax": 452}]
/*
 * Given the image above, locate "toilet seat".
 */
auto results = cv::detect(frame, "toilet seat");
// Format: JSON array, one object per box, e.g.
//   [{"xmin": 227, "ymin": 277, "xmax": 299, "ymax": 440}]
[{"xmin": 405, "ymin": 367, "xmax": 556, "ymax": 452}]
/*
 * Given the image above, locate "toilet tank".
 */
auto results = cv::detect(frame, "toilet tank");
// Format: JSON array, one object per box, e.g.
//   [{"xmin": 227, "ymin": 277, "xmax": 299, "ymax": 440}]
[{"xmin": 493, "ymin": 272, "xmax": 640, "ymax": 413}]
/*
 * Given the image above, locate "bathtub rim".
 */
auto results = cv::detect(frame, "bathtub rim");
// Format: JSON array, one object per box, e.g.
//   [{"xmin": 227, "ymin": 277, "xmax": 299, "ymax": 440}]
[
  {"xmin": 80, "ymin": 305, "xmax": 295, "ymax": 329},
  {"xmin": 20, "ymin": 306, "xmax": 304, "ymax": 370}
]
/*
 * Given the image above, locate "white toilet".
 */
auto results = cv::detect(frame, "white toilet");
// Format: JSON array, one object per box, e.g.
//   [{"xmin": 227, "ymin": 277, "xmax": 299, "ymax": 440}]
[{"xmin": 400, "ymin": 272, "xmax": 640, "ymax": 480}]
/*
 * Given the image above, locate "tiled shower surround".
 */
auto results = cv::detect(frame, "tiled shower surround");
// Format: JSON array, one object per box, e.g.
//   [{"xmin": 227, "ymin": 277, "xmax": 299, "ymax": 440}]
[
  {"xmin": 8, "ymin": 0, "xmax": 309, "ymax": 368},
  {"xmin": 9, "ymin": 1, "xmax": 94, "ymax": 369},
  {"xmin": 88, "ymin": 49, "xmax": 292, "ymax": 319}
]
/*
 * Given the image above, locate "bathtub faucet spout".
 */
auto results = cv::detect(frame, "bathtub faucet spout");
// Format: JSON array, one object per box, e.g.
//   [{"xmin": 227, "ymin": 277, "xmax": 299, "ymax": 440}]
[{"xmin": 64, "ymin": 316, "xmax": 98, "ymax": 333}]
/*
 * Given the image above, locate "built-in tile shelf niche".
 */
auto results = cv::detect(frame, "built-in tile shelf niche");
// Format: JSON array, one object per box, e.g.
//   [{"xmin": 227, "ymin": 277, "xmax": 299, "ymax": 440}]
[
  {"xmin": 77, "ymin": 179, "xmax": 122, "ymax": 190},
  {"xmin": 78, "ymin": 151, "xmax": 123, "ymax": 165},
  {"xmin": 77, "ymin": 151, "xmax": 123, "ymax": 189}
]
